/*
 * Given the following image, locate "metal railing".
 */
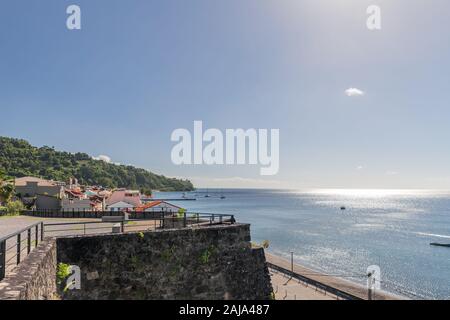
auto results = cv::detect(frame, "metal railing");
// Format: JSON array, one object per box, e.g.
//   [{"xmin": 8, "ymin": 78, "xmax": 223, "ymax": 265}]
[
  {"xmin": 267, "ymin": 262, "xmax": 363, "ymax": 300},
  {"xmin": 0, "ymin": 222, "xmax": 45, "ymax": 281},
  {"xmin": 43, "ymin": 212, "xmax": 236, "ymax": 238}
]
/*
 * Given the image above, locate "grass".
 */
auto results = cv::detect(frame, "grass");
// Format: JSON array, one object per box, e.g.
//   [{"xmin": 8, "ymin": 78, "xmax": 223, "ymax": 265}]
[{"xmin": 0, "ymin": 213, "xmax": 20, "ymax": 219}]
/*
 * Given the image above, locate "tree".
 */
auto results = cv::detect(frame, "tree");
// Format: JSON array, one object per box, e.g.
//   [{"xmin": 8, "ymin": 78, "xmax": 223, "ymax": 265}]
[
  {"xmin": 5, "ymin": 200, "xmax": 24, "ymax": 216},
  {"xmin": 140, "ymin": 188, "xmax": 152, "ymax": 197},
  {"xmin": 0, "ymin": 170, "xmax": 15, "ymax": 205},
  {"xmin": 0, "ymin": 136, "xmax": 194, "ymax": 191}
]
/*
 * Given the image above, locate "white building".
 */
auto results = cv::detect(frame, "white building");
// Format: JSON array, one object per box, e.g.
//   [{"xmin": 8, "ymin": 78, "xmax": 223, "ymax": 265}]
[{"xmin": 107, "ymin": 201, "xmax": 135, "ymax": 211}]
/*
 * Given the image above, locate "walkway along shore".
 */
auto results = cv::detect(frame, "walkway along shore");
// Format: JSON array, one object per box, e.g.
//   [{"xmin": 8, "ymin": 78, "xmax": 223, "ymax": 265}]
[{"xmin": 265, "ymin": 252, "xmax": 404, "ymax": 300}]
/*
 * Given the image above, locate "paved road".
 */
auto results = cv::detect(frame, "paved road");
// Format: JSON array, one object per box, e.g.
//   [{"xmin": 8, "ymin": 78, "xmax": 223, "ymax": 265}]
[
  {"xmin": 0, "ymin": 216, "xmax": 105, "ymax": 277},
  {"xmin": 0, "ymin": 216, "xmax": 44, "ymax": 239},
  {"xmin": 0, "ymin": 216, "xmax": 106, "ymax": 239}
]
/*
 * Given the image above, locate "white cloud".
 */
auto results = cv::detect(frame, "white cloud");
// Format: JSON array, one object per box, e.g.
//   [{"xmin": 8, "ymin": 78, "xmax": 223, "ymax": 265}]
[
  {"xmin": 93, "ymin": 155, "xmax": 112, "ymax": 163},
  {"xmin": 345, "ymin": 88, "xmax": 365, "ymax": 97}
]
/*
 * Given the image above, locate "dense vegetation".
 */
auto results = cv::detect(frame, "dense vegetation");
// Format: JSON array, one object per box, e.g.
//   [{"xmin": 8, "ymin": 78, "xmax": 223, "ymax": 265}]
[
  {"xmin": 0, "ymin": 136, "xmax": 194, "ymax": 192},
  {"xmin": 0, "ymin": 170, "xmax": 24, "ymax": 215}
]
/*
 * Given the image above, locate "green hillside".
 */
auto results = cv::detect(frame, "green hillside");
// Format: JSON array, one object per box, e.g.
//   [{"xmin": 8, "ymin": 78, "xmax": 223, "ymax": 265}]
[{"xmin": 0, "ymin": 136, "xmax": 194, "ymax": 192}]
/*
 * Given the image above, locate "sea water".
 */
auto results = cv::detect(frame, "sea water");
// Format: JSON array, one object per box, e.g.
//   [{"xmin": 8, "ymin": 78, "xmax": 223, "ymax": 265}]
[{"xmin": 154, "ymin": 189, "xmax": 450, "ymax": 299}]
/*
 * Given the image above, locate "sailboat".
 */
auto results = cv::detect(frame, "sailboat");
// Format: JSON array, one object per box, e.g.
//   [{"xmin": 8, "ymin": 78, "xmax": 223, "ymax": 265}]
[
  {"xmin": 220, "ymin": 189, "xmax": 226, "ymax": 199},
  {"xmin": 204, "ymin": 188, "xmax": 210, "ymax": 198}
]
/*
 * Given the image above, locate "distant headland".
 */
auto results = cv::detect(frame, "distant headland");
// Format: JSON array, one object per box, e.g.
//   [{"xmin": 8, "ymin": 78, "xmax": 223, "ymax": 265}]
[{"xmin": 0, "ymin": 136, "xmax": 194, "ymax": 192}]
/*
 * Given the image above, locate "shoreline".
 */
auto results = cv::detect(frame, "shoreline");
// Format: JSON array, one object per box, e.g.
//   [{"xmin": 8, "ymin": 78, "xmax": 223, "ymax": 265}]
[{"xmin": 265, "ymin": 251, "xmax": 406, "ymax": 300}]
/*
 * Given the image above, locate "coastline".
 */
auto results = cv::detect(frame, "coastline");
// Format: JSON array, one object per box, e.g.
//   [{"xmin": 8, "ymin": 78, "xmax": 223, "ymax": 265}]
[{"xmin": 265, "ymin": 252, "xmax": 405, "ymax": 300}]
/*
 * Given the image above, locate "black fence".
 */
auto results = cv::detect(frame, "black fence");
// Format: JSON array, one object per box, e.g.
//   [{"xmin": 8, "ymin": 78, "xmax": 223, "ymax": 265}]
[
  {"xmin": 0, "ymin": 222, "xmax": 45, "ymax": 281},
  {"xmin": 23, "ymin": 209, "xmax": 134, "ymax": 219},
  {"xmin": 43, "ymin": 212, "xmax": 235, "ymax": 238},
  {"xmin": 22, "ymin": 210, "xmax": 235, "ymax": 223}
]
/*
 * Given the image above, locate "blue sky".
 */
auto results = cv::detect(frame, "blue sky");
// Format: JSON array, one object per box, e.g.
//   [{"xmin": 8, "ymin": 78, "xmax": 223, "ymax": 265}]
[{"xmin": 2, "ymin": 0, "xmax": 450, "ymax": 189}]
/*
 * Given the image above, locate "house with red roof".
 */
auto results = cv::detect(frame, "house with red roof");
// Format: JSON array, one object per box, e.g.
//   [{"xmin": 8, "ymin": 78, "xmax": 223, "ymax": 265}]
[{"xmin": 136, "ymin": 200, "xmax": 183, "ymax": 213}]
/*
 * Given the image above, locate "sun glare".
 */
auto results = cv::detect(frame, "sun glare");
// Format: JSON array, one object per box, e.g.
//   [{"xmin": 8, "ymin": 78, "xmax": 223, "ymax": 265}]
[{"xmin": 303, "ymin": 189, "xmax": 448, "ymax": 197}]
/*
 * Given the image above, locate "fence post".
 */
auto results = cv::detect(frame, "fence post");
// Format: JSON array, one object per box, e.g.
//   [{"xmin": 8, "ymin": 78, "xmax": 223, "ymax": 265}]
[
  {"xmin": 35, "ymin": 225, "xmax": 39, "ymax": 246},
  {"xmin": 120, "ymin": 221, "xmax": 124, "ymax": 233},
  {"xmin": 183, "ymin": 212, "xmax": 187, "ymax": 228},
  {"xmin": 16, "ymin": 233, "xmax": 21, "ymax": 265},
  {"xmin": 0, "ymin": 240, "xmax": 6, "ymax": 280},
  {"xmin": 41, "ymin": 222, "xmax": 44, "ymax": 241},
  {"xmin": 162, "ymin": 212, "xmax": 165, "ymax": 229},
  {"xmin": 27, "ymin": 228, "xmax": 31, "ymax": 255}
]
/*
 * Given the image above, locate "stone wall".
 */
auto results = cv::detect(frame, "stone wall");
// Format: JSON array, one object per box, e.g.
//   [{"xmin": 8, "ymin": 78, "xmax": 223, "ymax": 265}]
[
  {"xmin": 0, "ymin": 239, "xmax": 57, "ymax": 300},
  {"xmin": 57, "ymin": 224, "xmax": 273, "ymax": 300}
]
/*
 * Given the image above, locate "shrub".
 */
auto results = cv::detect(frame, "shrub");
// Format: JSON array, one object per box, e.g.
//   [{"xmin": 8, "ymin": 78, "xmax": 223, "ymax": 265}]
[
  {"xmin": 56, "ymin": 263, "xmax": 71, "ymax": 285},
  {"xmin": 177, "ymin": 208, "xmax": 187, "ymax": 218},
  {"xmin": 200, "ymin": 245, "xmax": 216, "ymax": 264},
  {"xmin": 5, "ymin": 200, "xmax": 24, "ymax": 216},
  {"xmin": 251, "ymin": 240, "xmax": 270, "ymax": 249}
]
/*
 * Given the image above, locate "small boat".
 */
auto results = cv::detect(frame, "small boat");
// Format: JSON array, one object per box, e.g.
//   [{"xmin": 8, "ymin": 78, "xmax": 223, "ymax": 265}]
[
  {"xmin": 220, "ymin": 195, "xmax": 226, "ymax": 199},
  {"xmin": 340, "ymin": 206, "xmax": 346, "ymax": 210},
  {"xmin": 430, "ymin": 243, "xmax": 450, "ymax": 248}
]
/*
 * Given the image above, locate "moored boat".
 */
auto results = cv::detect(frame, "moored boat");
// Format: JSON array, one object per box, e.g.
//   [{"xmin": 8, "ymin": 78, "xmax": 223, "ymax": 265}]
[{"xmin": 430, "ymin": 243, "xmax": 450, "ymax": 248}]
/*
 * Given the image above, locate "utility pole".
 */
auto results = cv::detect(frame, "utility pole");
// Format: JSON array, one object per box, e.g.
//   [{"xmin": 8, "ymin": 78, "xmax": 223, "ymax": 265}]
[
  {"xmin": 283, "ymin": 251, "xmax": 294, "ymax": 286},
  {"xmin": 291, "ymin": 251, "xmax": 294, "ymax": 273}
]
